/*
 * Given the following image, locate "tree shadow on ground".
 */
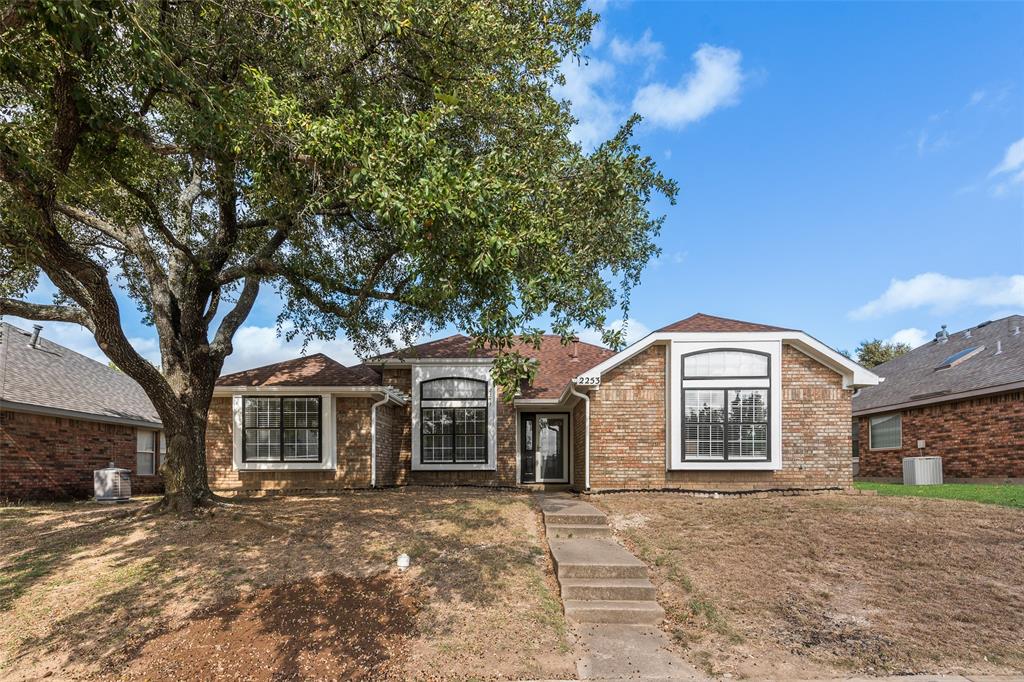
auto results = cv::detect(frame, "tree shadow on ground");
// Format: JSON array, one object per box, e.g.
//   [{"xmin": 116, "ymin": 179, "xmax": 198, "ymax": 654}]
[{"xmin": 1, "ymin": 487, "xmax": 563, "ymax": 680}]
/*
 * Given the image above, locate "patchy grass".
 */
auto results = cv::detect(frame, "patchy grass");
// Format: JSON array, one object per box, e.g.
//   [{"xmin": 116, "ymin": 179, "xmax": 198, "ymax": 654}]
[
  {"xmin": 855, "ymin": 482, "xmax": 1024, "ymax": 508},
  {"xmin": 0, "ymin": 489, "xmax": 574, "ymax": 681},
  {"xmin": 594, "ymin": 492, "xmax": 1024, "ymax": 680}
]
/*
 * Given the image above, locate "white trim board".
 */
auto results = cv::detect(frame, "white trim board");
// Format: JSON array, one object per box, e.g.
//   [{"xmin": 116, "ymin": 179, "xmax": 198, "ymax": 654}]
[{"xmin": 575, "ymin": 331, "xmax": 881, "ymax": 390}]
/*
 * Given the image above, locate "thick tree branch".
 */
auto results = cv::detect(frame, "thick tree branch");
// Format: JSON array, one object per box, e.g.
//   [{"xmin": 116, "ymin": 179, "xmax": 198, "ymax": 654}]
[
  {"xmin": 0, "ymin": 298, "xmax": 95, "ymax": 331},
  {"xmin": 210, "ymin": 277, "xmax": 259, "ymax": 357}
]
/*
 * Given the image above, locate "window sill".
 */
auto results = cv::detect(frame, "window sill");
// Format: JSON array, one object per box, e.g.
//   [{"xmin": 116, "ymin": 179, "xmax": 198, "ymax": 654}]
[
  {"xmin": 868, "ymin": 447, "xmax": 902, "ymax": 451},
  {"xmin": 672, "ymin": 459, "xmax": 781, "ymax": 471},
  {"xmin": 411, "ymin": 462, "xmax": 496, "ymax": 472},
  {"xmin": 236, "ymin": 461, "xmax": 334, "ymax": 471}
]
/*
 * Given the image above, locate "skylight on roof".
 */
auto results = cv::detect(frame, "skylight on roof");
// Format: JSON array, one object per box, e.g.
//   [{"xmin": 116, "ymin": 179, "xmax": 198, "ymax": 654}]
[{"xmin": 935, "ymin": 346, "xmax": 984, "ymax": 370}]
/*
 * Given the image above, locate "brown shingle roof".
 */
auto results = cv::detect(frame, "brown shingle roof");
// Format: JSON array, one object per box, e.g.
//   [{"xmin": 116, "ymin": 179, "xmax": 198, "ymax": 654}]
[
  {"xmin": 216, "ymin": 353, "xmax": 379, "ymax": 387},
  {"xmin": 657, "ymin": 313, "xmax": 791, "ymax": 333},
  {"xmin": 372, "ymin": 334, "xmax": 614, "ymax": 399}
]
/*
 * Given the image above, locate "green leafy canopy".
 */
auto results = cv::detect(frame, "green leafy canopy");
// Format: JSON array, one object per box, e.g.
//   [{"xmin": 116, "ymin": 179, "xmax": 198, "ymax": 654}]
[{"xmin": 0, "ymin": 0, "xmax": 677, "ymax": 400}]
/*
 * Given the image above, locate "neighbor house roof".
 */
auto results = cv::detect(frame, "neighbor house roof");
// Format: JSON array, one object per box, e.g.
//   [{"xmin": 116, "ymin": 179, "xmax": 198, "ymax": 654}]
[
  {"xmin": 657, "ymin": 313, "xmax": 792, "ymax": 333},
  {"xmin": 852, "ymin": 315, "xmax": 1024, "ymax": 415},
  {"xmin": 370, "ymin": 334, "xmax": 615, "ymax": 400},
  {"xmin": 0, "ymin": 322, "xmax": 161, "ymax": 426},
  {"xmin": 216, "ymin": 353, "xmax": 382, "ymax": 387}
]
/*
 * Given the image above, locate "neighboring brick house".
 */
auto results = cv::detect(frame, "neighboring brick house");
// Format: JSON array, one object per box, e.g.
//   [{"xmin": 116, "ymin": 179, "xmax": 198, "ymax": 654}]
[
  {"xmin": 854, "ymin": 315, "xmax": 1024, "ymax": 483},
  {"xmin": 208, "ymin": 313, "xmax": 879, "ymax": 494},
  {"xmin": 0, "ymin": 322, "xmax": 165, "ymax": 500}
]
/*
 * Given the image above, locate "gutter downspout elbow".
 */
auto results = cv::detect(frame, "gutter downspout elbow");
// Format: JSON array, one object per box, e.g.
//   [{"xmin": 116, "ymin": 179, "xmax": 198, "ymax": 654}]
[
  {"xmin": 370, "ymin": 392, "xmax": 390, "ymax": 488},
  {"xmin": 568, "ymin": 384, "xmax": 590, "ymax": 491}
]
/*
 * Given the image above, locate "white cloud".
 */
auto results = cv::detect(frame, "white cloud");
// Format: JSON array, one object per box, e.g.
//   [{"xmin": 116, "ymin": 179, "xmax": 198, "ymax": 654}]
[
  {"xmin": 888, "ymin": 327, "xmax": 928, "ymax": 349},
  {"xmin": 554, "ymin": 56, "xmax": 620, "ymax": 150},
  {"xmin": 222, "ymin": 322, "xmax": 361, "ymax": 374},
  {"xmin": 578, "ymin": 318, "xmax": 651, "ymax": 348},
  {"xmin": 850, "ymin": 273, "xmax": 1024, "ymax": 319},
  {"xmin": 632, "ymin": 44, "xmax": 744, "ymax": 129},
  {"xmin": 990, "ymin": 137, "xmax": 1024, "ymax": 178},
  {"xmin": 968, "ymin": 90, "xmax": 986, "ymax": 107},
  {"xmin": 609, "ymin": 29, "xmax": 664, "ymax": 73}
]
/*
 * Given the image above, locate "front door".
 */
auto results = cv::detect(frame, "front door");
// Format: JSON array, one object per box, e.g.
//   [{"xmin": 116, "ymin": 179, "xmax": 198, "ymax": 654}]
[{"xmin": 520, "ymin": 413, "xmax": 569, "ymax": 483}]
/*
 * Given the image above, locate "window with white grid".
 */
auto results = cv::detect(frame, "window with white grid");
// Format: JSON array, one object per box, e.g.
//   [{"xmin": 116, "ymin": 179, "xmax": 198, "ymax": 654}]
[
  {"xmin": 682, "ymin": 351, "xmax": 770, "ymax": 462},
  {"xmin": 420, "ymin": 378, "xmax": 488, "ymax": 464},
  {"xmin": 243, "ymin": 396, "xmax": 321, "ymax": 462}
]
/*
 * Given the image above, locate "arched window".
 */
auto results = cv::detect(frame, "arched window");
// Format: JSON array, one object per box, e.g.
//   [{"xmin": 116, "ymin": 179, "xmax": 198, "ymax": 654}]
[
  {"xmin": 420, "ymin": 378, "xmax": 488, "ymax": 464},
  {"xmin": 682, "ymin": 350, "xmax": 770, "ymax": 462}
]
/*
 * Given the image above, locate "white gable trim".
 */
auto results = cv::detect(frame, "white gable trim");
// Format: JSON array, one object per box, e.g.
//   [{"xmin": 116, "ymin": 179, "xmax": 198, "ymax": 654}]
[{"xmin": 574, "ymin": 331, "xmax": 880, "ymax": 390}]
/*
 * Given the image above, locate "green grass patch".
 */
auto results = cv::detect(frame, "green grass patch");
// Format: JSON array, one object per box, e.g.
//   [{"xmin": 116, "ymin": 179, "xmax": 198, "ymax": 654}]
[{"xmin": 855, "ymin": 482, "xmax": 1024, "ymax": 508}]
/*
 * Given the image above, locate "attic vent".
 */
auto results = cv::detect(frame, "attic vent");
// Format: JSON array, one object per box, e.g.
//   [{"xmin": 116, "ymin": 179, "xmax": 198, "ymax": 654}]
[{"xmin": 935, "ymin": 346, "xmax": 984, "ymax": 371}]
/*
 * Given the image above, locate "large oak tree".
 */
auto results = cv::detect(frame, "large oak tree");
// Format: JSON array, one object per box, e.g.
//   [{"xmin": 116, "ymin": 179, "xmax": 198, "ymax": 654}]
[{"xmin": 0, "ymin": 0, "xmax": 675, "ymax": 511}]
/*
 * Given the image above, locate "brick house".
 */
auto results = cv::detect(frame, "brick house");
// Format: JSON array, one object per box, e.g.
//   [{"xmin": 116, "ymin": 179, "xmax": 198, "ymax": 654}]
[
  {"xmin": 0, "ymin": 322, "xmax": 165, "ymax": 500},
  {"xmin": 854, "ymin": 315, "xmax": 1024, "ymax": 483},
  {"xmin": 208, "ymin": 313, "xmax": 879, "ymax": 494}
]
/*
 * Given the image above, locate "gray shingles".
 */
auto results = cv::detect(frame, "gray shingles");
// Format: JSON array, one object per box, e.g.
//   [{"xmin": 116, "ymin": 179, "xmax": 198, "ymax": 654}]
[
  {"xmin": 0, "ymin": 322, "xmax": 160, "ymax": 425},
  {"xmin": 852, "ymin": 315, "xmax": 1024, "ymax": 414}
]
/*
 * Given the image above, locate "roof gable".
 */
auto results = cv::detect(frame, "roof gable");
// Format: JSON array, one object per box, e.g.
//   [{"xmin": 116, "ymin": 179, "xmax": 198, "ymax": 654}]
[
  {"xmin": 0, "ymin": 322, "xmax": 160, "ymax": 425},
  {"xmin": 853, "ymin": 315, "xmax": 1024, "ymax": 413},
  {"xmin": 216, "ymin": 353, "xmax": 380, "ymax": 387},
  {"xmin": 370, "ymin": 334, "xmax": 614, "ymax": 399},
  {"xmin": 658, "ymin": 313, "xmax": 791, "ymax": 333}
]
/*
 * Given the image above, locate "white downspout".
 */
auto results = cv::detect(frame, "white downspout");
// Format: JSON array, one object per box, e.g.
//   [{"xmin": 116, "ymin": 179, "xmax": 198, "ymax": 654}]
[
  {"xmin": 370, "ymin": 392, "xmax": 389, "ymax": 488},
  {"xmin": 568, "ymin": 384, "xmax": 590, "ymax": 491}
]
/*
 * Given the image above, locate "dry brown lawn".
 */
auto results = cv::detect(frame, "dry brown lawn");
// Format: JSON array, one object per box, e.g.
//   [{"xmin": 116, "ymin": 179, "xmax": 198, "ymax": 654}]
[
  {"xmin": 593, "ymin": 492, "xmax": 1024, "ymax": 680},
  {"xmin": 0, "ymin": 488, "xmax": 574, "ymax": 681}
]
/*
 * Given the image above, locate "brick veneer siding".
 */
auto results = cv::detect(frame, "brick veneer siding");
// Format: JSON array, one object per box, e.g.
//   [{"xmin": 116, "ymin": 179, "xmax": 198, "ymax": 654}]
[
  {"xmin": 1, "ymin": 409, "xmax": 164, "ymax": 500},
  {"xmin": 205, "ymin": 396, "xmax": 378, "ymax": 492},
  {"xmin": 582, "ymin": 343, "xmax": 853, "ymax": 492},
  {"xmin": 857, "ymin": 390, "xmax": 1024, "ymax": 480},
  {"xmin": 380, "ymin": 367, "xmax": 517, "ymax": 487}
]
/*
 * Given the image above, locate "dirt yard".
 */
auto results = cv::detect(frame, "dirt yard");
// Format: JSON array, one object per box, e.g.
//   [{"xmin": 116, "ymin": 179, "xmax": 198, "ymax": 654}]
[
  {"xmin": 594, "ymin": 492, "xmax": 1024, "ymax": 680},
  {"xmin": 0, "ymin": 488, "xmax": 574, "ymax": 681}
]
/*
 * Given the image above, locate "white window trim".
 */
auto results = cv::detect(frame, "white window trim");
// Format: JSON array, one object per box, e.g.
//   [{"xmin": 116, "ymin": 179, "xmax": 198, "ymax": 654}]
[
  {"xmin": 669, "ymin": 340, "xmax": 783, "ymax": 471},
  {"xmin": 412, "ymin": 364, "xmax": 497, "ymax": 471},
  {"xmin": 868, "ymin": 413, "xmax": 902, "ymax": 451},
  {"xmin": 135, "ymin": 428, "xmax": 164, "ymax": 476},
  {"xmin": 232, "ymin": 393, "xmax": 338, "ymax": 471}
]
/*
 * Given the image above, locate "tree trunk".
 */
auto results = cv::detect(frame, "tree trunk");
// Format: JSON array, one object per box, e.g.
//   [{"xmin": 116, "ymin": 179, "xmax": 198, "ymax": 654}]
[{"xmin": 158, "ymin": 403, "xmax": 215, "ymax": 513}]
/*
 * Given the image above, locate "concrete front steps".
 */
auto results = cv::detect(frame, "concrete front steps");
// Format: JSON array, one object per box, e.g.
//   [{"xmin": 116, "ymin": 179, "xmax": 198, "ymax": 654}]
[{"xmin": 540, "ymin": 496, "xmax": 665, "ymax": 626}]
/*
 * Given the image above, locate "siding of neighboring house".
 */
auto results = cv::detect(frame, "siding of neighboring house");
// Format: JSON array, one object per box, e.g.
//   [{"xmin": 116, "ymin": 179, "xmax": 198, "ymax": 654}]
[
  {"xmin": 857, "ymin": 390, "xmax": 1024, "ymax": 481},
  {"xmin": 583, "ymin": 344, "xmax": 853, "ymax": 492},
  {"xmin": 0, "ymin": 409, "xmax": 164, "ymax": 500}
]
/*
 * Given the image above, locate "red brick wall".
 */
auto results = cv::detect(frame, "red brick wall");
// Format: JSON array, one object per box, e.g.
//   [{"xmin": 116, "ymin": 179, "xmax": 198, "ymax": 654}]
[
  {"xmin": 0, "ymin": 409, "xmax": 164, "ymax": 500},
  {"xmin": 582, "ymin": 344, "xmax": 853, "ymax": 492},
  {"xmin": 857, "ymin": 390, "xmax": 1024, "ymax": 480}
]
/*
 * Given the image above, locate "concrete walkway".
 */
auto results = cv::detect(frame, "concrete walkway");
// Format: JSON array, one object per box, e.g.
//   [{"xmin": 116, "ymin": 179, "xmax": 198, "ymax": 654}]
[{"xmin": 538, "ymin": 495, "xmax": 703, "ymax": 680}]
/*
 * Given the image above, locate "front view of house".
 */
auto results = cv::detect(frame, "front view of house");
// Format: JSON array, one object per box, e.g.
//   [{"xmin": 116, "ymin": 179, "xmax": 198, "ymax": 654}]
[{"xmin": 206, "ymin": 313, "xmax": 880, "ymax": 493}]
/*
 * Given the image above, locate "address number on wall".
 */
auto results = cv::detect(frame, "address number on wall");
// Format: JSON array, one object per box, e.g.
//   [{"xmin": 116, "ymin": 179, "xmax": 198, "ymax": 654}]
[{"xmin": 574, "ymin": 375, "xmax": 601, "ymax": 386}]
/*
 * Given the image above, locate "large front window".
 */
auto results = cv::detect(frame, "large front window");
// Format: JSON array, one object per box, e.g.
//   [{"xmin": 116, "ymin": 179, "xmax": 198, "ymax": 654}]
[
  {"xmin": 420, "ymin": 378, "xmax": 487, "ymax": 464},
  {"xmin": 682, "ymin": 351, "xmax": 770, "ymax": 462},
  {"xmin": 242, "ymin": 396, "xmax": 322, "ymax": 462}
]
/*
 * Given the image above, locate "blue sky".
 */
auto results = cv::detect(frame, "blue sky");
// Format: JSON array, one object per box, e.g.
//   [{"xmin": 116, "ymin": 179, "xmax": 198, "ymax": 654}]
[{"xmin": 5, "ymin": 1, "xmax": 1023, "ymax": 371}]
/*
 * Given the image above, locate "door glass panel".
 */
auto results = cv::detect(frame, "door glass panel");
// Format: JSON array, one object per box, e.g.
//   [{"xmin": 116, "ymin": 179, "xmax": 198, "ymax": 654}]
[
  {"xmin": 524, "ymin": 419, "xmax": 533, "ymax": 450},
  {"xmin": 537, "ymin": 416, "xmax": 565, "ymax": 480}
]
